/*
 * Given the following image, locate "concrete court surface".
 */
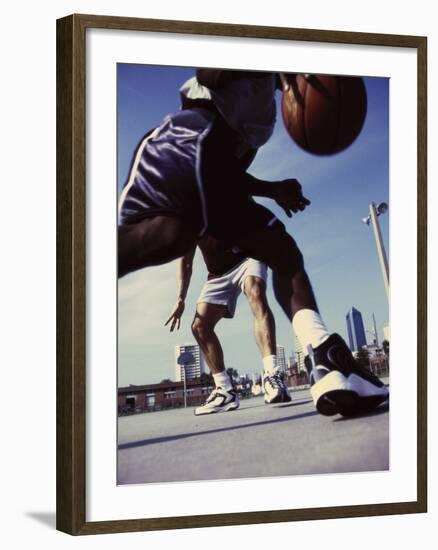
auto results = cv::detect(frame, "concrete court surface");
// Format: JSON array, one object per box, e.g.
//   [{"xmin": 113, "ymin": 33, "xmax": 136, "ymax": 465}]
[{"xmin": 118, "ymin": 383, "xmax": 389, "ymax": 485}]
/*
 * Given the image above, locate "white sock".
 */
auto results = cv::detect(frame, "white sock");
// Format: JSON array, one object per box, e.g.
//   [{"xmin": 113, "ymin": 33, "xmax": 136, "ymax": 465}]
[
  {"xmin": 292, "ymin": 309, "xmax": 330, "ymax": 355},
  {"xmin": 213, "ymin": 370, "xmax": 233, "ymax": 391},
  {"xmin": 263, "ymin": 355, "xmax": 278, "ymax": 374}
]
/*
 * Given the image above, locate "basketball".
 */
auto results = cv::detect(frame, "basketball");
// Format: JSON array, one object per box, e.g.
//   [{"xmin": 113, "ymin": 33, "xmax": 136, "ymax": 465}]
[{"xmin": 281, "ymin": 74, "xmax": 367, "ymax": 155}]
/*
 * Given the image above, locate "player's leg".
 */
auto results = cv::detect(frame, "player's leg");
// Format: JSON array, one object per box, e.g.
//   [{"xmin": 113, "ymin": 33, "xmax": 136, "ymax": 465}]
[
  {"xmin": 191, "ymin": 302, "xmax": 227, "ymax": 375},
  {"xmin": 272, "ymin": 269, "xmax": 318, "ymax": 321},
  {"xmin": 243, "ymin": 275, "xmax": 276, "ymax": 358},
  {"xmin": 243, "ymin": 272, "xmax": 291, "ymax": 404},
  {"xmin": 118, "ymin": 108, "xmax": 217, "ymax": 278},
  {"xmin": 192, "ymin": 302, "xmax": 239, "ymax": 415},
  {"xmin": 235, "ymin": 216, "xmax": 389, "ymax": 417},
  {"xmin": 118, "ymin": 215, "xmax": 197, "ymax": 278},
  {"xmin": 234, "ymin": 219, "xmax": 317, "ymax": 316},
  {"xmin": 201, "ymin": 113, "xmax": 387, "ymax": 417}
]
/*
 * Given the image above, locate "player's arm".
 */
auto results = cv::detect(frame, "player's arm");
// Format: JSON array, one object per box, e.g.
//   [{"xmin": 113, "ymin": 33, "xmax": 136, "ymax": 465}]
[
  {"xmin": 164, "ymin": 244, "xmax": 197, "ymax": 332},
  {"xmin": 245, "ymin": 173, "xmax": 311, "ymax": 218}
]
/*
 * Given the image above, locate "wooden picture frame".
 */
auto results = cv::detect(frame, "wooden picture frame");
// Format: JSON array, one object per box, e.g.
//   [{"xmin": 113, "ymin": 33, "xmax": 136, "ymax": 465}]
[{"xmin": 57, "ymin": 13, "xmax": 427, "ymax": 535}]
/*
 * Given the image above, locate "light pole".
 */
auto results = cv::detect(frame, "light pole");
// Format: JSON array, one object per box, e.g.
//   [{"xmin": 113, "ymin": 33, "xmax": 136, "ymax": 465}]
[
  {"xmin": 372, "ymin": 312, "xmax": 379, "ymax": 347},
  {"xmin": 182, "ymin": 364, "xmax": 187, "ymax": 408},
  {"xmin": 177, "ymin": 351, "xmax": 195, "ymax": 408},
  {"xmin": 362, "ymin": 202, "xmax": 389, "ymax": 301}
]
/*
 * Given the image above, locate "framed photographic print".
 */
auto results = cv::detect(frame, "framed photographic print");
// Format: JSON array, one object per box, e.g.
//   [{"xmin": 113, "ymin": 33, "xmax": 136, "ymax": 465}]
[{"xmin": 56, "ymin": 14, "xmax": 427, "ymax": 535}]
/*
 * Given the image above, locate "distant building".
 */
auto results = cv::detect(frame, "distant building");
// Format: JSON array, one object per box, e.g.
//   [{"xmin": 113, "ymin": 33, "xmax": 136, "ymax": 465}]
[
  {"xmin": 276, "ymin": 345, "xmax": 287, "ymax": 372},
  {"xmin": 366, "ymin": 343, "xmax": 383, "ymax": 357},
  {"xmin": 118, "ymin": 380, "xmax": 214, "ymax": 414},
  {"xmin": 346, "ymin": 307, "xmax": 367, "ymax": 352},
  {"xmin": 294, "ymin": 334, "xmax": 306, "ymax": 372},
  {"xmin": 285, "ymin": 348, "xmax": 309, "ymax": 388},
  {"xmin": 383, "ymin": 325, "xmax": 390, "ymax": 341},
  {"xmin": 174, "ymin": 343, "xmax": 206, "ymax": 382}
]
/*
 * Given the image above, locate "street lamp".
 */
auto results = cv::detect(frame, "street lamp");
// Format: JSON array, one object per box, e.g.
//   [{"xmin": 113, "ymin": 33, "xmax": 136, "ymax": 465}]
[
  {"xmin": 365, "ymin": 313, "xmax": 379, "ymax": 346},
  {"xmin": 362, "ymin": 202, "xmax": 389, "ymax": 301},
  {"xmin": 177, "ymin": 351, "xmax": 195, "ymax": 408},
  {"xmin": 372, "ymin": 312, "xmax": 379, "ymax": 347}
]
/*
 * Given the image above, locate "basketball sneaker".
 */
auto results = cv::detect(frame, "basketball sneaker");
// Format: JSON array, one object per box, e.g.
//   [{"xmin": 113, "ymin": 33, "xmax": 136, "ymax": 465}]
[
  {"xmin": 194, "ymin": 387, "xmax": 240, "ymax": 416},
  {"xmin": 263, "ymin": 370, "xmax": 292, "ymax": 404},
  {"xmin": 304, "ymin": 333, "xmax": 389, "ymax": 416}
]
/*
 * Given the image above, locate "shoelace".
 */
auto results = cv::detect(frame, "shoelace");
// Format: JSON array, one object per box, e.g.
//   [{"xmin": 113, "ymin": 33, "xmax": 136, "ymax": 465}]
[
  {"xmin": 266, "ymin": 374, "xmax": 282, "ymax": 389},
  {"xmin": 205, "ymin": 389, "xmax": 220, "ymax": 404},
  {"xmin": 205, "ymin": 387, "xmax": 232, "ymax": 404},
  {"xmin": 327, "ymin": 345, "xmax": 382, "ymax": 384}
]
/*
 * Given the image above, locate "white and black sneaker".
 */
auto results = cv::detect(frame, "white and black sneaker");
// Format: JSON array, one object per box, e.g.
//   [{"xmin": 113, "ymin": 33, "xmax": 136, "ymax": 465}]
[
  {"xmin": 305, "ymin": 333, "xmax": 389, "ymax": 417},
  {"xmin": 263, "ymin": 370, "xmax": 292, "ymax": 404},
  {"xmin": 194, "ymin": 387, "xmax": 240, "ymax": 416}
]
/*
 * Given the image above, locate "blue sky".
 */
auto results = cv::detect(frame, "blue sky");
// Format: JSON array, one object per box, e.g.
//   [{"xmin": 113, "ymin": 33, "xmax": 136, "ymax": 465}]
[{"xmin": 117, "ymin": 64, "xmax": 389, "ymax": 387}]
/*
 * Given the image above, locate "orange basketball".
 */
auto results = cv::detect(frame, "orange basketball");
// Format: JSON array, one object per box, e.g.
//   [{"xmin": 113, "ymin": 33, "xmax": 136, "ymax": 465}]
[{"xmin": 281, "ymin": 74, "xmax": 367, "ymax": 155}]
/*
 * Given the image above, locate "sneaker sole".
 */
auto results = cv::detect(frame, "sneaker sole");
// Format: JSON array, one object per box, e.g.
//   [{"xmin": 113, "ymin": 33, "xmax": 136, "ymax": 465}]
[
  {"xmin": 193, "ymin": 402, "xmax": 240, "ymax": 416},
  {"xmin": 338, "ymin": 394, "xmax": 390, "ymax": 417},
  {"xmin": 311, "ymin": 371, "xmax": 389, "ymax": 417}
]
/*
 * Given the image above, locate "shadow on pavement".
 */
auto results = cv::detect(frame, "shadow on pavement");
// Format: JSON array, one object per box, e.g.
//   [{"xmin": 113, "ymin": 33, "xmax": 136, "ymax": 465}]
[
  {"xmin": 274, "ymin": 399, "xmax": 313, "ymax": 409},
  {"xmin": 119, "ymin": 409, "xmax": 319, "ymax": 450}
]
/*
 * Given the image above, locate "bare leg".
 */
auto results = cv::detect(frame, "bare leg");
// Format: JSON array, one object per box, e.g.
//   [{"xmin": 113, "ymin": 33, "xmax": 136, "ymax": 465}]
[
  {"xmin": 272, "ymin": 270, "xmax": 318, "ymax": 321},
  {"xmin": 243, "ymin": 276, "xmax": 276, "ymax": 357},
  {"xmin": 118, "ymin": 215, "xmax": 197, "ymax": 277},
  {"xmin": 235, "ymin": 222, "xmax": 318, "ymax": 321},
  {"xmin": 191, "ymin": 302, "xmax": 228, "ymax": 375}
]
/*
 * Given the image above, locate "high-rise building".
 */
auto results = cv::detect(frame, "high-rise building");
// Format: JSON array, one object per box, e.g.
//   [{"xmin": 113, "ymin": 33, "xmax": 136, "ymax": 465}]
[
  {"xmin": 174, "ymin": 343, "xmax": 206, "ymax": 381},
  {"xmin": 276, "ymin": 345, "xmax": 287, "ymax": 372},
  {"xmin": 346, "ymin": 307, "xmax": 367, "ymax": 352},
  {"xmin": 383, "ymin": 325, "xmax": 390, "ymax": 341},
  {"xmin": 294, "ymin": 334, "xmax": 306, "ymax": 372}
]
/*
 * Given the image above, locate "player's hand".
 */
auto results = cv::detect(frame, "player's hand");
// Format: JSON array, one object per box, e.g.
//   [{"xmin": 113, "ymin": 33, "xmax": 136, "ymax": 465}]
[
  {"xmin": 164, "ymin": 299, "xmax": 185, "ymax": 332},
  {"xmin": 273, "ymin": 179, "xmax": 311, "ymax": 218}
]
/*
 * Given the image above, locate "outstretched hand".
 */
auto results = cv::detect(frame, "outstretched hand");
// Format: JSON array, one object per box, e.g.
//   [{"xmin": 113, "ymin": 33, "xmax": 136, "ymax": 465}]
[
  {"xmin": 164, "ymin": 299, "xmax": 185, "ymax": 332},
  {"xmin": 273, "ymin": 179, "xmax": 311, "ymax": 218}
]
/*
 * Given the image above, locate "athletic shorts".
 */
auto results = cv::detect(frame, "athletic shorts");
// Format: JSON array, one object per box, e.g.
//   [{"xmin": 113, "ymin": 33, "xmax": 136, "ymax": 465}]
[
  {"xmin": 118, "ymin": 107, "xmax": 279, "ymax": 245},
  {"xmin": 196, "ymin": 258, "xmax": 268, "ymax": 319}
]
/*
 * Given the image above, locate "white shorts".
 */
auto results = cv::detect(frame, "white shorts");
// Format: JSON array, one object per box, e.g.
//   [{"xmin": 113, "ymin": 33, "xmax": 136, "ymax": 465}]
[{"xmin": 196, "ymin": 258, "xmax": 268, "ymax": 318}]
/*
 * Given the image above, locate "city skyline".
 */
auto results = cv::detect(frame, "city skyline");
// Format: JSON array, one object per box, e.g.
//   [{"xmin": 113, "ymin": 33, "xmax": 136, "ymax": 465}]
[
  {"xmin": 117, "ymin": 65, "xmax": 389, "ymax": 387},
  {"xmin": 346, "ymin": 306, "xmax": 367, "ymax": 352},
  {"xmin": 121, "ymin": 338, "xmax": 297, "ymax": 386},
  {"xmin": 121, "ymin": 315, "xmax": 389, "ymax": 386}
]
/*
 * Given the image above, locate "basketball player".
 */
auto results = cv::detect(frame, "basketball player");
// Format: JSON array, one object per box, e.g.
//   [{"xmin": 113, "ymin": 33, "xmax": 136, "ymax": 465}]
[
  {"xmin": 119, "ymin": 69, "xmax": 389, "ymax": 417},
  {"xmin": 165, "ymin": 236, "xmax": 291, "ymax": 415}
]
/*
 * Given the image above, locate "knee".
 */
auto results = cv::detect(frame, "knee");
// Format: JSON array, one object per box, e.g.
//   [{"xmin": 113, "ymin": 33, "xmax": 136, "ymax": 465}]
[
  {"xmin": 246, "ymin": 279, "xmax": 268, "ymax": 312},
  {"xmin": 191, "ymin": 317, "xmax": 211, "ymax": 343}
]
